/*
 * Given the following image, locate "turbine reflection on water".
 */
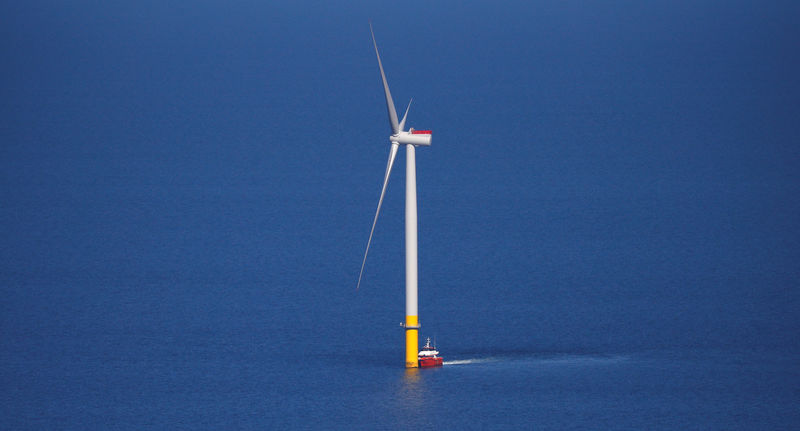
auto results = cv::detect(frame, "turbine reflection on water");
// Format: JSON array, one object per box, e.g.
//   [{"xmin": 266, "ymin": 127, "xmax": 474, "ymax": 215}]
[
  {"xmin": 398, "ymin": 368, "xmax": 423, "ymax": 408},
  {"xmin": 390, "ymin": 368, "xmax": 429, "ymax": 428}
]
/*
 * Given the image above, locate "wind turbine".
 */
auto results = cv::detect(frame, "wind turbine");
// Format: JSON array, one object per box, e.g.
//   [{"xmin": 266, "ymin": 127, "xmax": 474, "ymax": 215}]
[{"xmin": 357, "ymin": 23, "xmax": 433, "ymax": 368}]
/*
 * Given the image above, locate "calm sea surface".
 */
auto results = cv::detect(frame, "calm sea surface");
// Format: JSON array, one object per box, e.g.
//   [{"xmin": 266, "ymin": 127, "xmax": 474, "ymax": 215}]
[{"xmin": 2, "ymin": 1, "xmax": 799, "ymax": 429}]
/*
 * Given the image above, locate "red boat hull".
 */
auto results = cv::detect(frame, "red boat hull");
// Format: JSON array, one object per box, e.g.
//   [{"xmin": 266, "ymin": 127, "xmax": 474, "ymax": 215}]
[{"xmin": 418, "ymin": 356, "xmax": 443, "ymax": 368}]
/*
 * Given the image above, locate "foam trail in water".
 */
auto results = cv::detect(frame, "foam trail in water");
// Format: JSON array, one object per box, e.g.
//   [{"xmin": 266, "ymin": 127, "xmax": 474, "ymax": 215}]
[
  {"xmin": 443, "ymin": 357, "xmax": 497, "ymax": 365},
  {"xmin": 442, "ymin": 354, "xmax": 628, "ymax": 366}
]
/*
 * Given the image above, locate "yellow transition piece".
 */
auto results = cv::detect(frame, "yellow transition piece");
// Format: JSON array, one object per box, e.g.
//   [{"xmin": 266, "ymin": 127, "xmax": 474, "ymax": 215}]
[{"xmin": 405, "ymin": 315, "xmax": 419, "ymax": 368}]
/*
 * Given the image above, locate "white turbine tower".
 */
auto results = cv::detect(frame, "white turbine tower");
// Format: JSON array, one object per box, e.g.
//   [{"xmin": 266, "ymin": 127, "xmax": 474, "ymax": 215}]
[{"xmin": 357, "ymin": 23, "xmax": 433, "ymax": 368}]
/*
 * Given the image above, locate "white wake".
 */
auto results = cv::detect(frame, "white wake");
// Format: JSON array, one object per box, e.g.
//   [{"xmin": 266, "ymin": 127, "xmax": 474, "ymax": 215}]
[{"xmin": 442, "ymin": 357, "xmax": 497, "ymax": 365}]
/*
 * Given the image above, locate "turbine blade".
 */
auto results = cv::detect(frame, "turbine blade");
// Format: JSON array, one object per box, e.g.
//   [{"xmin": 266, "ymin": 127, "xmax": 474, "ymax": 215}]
[
  {"xmin": 370, "ymin": 22, "xmax": 399, "ymax": 135},
  {"xmin": 398, "ymin": 98, "xmax": 412, "ymax": 132},
  {"xmin": 357, "ymin": 142, "xmax": 399, "ymax": 290}
]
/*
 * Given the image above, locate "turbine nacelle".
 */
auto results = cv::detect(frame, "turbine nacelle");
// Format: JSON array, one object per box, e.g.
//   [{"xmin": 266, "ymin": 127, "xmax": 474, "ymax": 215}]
[{"xmin": 392, "ymin": 130, "xmax": 432, "ymax": 146}]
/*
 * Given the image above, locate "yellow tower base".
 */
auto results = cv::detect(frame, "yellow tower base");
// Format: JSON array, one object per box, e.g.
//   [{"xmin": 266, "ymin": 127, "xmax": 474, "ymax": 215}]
[{"xmin": 405, "ymin": 315, "xmax": 419, "ymax": 368}]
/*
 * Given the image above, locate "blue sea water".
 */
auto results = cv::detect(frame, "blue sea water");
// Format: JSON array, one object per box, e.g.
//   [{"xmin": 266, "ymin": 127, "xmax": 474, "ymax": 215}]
[{"xmin": 2, "ymin": 1, "xmax": 799, "ymax": 429}]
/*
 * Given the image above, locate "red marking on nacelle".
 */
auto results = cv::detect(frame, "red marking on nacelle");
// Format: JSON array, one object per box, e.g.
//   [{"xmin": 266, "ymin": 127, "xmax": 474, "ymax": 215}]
[{"xmin": 411, "ymin": 130, "xmax": 432, "ymax": 135}]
